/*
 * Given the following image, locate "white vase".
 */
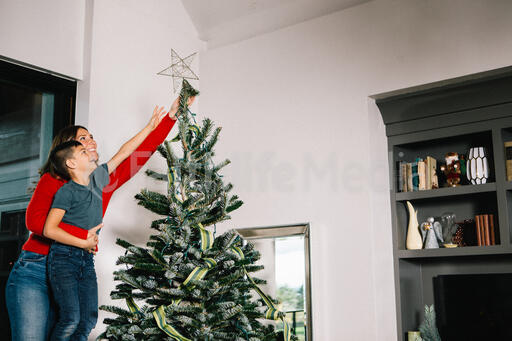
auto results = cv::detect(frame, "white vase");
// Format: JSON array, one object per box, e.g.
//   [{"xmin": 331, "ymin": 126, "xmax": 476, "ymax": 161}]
[
  {"xmin": 467, "ymin": 147, "xmax": 489, "ymax": 184},
  {"xmin": 406, "ymin": 201, "xmax": 422, "ymax": 250}
]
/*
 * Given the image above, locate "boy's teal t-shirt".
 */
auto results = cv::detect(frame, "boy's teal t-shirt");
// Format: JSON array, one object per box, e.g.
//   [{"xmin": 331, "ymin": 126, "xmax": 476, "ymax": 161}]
[{"xmin": 51, "ymin": 163, "xmax": 109, "ymax": 230}]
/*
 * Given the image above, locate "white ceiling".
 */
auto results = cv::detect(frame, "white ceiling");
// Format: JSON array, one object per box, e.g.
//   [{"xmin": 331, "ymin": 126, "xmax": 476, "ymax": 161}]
[{"xmin": 182, "ymin": 0, "xmax": 372, "ymax": 48}]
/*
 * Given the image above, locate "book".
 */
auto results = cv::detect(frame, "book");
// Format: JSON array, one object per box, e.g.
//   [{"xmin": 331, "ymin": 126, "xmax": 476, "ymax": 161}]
[
  {"xmin": 407, "ymin": 163, "xmax": 413, "ymax": 192},
  {"xmin": 489, "ymin": 214, "xmax": 495, "ymax": 245},
  {"xmin": 425, "ymin": 157, "xmax": 432, "ymax": 190},
  {"xmin": 475, "ymin": 215, "xmax": 482, "ymax": 246},
  {"xmin": 418, "ymin": 159, "xmax": 426, "ymax": 190},
  {"xmin": 505, "ymin": 141, "xmax": 512, "ymax": 181},
  {"xmin": 483, "ymin": 214, "xmax": 490, "ymax": 246},
  {"xmin": 412, "ymin": 161, "xmax": 419, "ymax": 191},
  {"xmin": 401, "ymin": 162, "xmax": 408, "ymax": 192},
  {"xmin": 397, "ymin": 161, "xmax": 404, "ymax": 192},
  {"xmin": 426, "ymin": 156, "xmax": 438, "ymax": 189}
]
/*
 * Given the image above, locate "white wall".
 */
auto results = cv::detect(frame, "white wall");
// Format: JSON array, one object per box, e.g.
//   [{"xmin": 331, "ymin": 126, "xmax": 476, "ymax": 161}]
[
  {"xmin": 198, "ymin": 0, "xmax": 512, "ymax": 339},
  {"xmin": 75, "ymin": 0, "xmax": 203, "ymax": 338},
  {"xmin": 0, "ymin": 0, "xmax": 85, "ymax": 79}
]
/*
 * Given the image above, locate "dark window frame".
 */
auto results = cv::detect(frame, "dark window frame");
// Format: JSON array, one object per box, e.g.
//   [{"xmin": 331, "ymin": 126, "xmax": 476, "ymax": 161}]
[
  {"xmin": 0, "ymin": 59, "xmax": 76, "ymax": 134},
  {"xmin": 0, "ymin": 59, "xmax": 77, "ymax": 339}
]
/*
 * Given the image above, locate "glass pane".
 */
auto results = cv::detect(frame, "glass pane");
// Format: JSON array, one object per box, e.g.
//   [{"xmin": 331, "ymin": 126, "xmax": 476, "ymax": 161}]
[
  {"xmin": 0, "ymin": 81, "xmax": 54, "ymax": 201},
  {"xmin": 276, "ymin": 236, "xmax": 306, "ymax": 340},
  {"xmin": 251, "ymin": 235, "xmax": 307, "ymax": 340}
]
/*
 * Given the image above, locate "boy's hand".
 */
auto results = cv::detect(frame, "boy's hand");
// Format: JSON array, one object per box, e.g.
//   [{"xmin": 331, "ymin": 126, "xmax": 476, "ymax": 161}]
[
  {"xmin": 83, "ymin": 223, "xmax": 103, "ymax": 249},
  {"xmin": 148, "ymin": 106, "xmax": 169, "ymax": 130}
]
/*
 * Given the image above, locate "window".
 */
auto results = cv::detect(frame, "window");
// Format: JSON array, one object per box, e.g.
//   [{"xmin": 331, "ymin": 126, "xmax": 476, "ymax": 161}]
[
  {"xmin": 0, "ymin": 59, "xmax": 76, "ymax": 337},
  {"xmin": 237, "ymin": 223, "xmax": 313, "ymax": 341}
]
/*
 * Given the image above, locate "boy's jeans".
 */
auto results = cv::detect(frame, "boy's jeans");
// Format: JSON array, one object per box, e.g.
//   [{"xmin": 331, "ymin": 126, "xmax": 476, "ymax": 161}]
[{"xmin": 48, "ymin": 243, "xmax": 98, "ymax": 341}]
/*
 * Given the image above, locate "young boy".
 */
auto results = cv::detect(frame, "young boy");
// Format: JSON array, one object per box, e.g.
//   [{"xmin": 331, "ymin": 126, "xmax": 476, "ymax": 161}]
[{"xmin": 43, "ymin": 108, "xmax": 168, "ymax": 341}]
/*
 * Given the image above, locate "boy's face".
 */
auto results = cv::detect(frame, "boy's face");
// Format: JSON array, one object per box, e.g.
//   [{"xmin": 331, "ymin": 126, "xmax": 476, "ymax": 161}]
[{"xmin": 66, "ymin": 145, "xmax": 97, "ymax": 176}]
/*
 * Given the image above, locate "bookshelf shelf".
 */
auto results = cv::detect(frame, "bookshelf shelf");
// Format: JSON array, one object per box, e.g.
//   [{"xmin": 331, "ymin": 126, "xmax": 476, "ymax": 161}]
[
  {"xmin": 397, "ymin": 245, "xmax": 512, "ymax": 259},
  {"xmin": 377, "ymin": 70, "xmax": 512, "ymax": 341},
  {"xmin": 395, "ymin": 182, "xmax": 496, "ymax": 201}
]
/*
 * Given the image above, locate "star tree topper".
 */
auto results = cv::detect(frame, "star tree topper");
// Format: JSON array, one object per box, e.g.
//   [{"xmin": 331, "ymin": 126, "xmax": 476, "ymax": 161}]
[{"xmin": 158, "ymin": 49, "xmax": 199, "ymax": 93}]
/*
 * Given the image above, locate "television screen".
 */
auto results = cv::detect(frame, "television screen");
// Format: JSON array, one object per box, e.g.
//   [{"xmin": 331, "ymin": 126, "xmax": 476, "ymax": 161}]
[{"xmin": 433, "ymin": 273, "xmax": 512, "ymax": 340}]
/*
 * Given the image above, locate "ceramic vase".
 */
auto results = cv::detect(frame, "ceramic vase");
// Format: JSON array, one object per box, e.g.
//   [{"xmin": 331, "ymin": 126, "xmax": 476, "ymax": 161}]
[
  {"xmin": 467, "ymin": 147, "xmax": 489, "ymax": 184},
  {"xmin": 406, "ymin": 201, "xmax": 422, "ymax": 250},
  {"xmin": 408, "ymin": 331, "xmax": 422, "ymax": 341}
]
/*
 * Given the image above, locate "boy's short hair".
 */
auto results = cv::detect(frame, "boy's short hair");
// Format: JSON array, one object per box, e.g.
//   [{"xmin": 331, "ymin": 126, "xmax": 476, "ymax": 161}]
[
  {"xmin": 40, "ymin": 125, "xmax": 88, "ymax": 176},
  {"xmin": 49, "ymin": 141, "xmax": 83, "ymax": 181}
]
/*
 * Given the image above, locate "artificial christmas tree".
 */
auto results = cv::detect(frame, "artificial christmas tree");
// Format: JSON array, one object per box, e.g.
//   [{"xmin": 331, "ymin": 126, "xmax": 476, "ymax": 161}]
[{"xmin": 99, "ymin": 80, "xmax": 292, "ymax": 341}]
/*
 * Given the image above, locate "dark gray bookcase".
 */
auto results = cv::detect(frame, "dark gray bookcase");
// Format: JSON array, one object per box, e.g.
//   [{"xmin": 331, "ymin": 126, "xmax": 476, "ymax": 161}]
[{"xmin": 376, "ymin": 69, "xmax": 512, "ymax": 340}]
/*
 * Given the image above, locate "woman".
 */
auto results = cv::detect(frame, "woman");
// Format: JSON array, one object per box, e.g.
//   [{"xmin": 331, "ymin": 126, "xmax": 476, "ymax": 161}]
[{"xmin": 5, "ymin": 97, "xmax": 192, "ymax": 340}]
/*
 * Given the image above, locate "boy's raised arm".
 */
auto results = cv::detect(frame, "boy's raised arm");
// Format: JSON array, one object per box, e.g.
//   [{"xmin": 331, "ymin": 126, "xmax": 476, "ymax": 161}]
[{"xmin": 106, "ymin": 106, "xmax": 168, "ymax": 174}]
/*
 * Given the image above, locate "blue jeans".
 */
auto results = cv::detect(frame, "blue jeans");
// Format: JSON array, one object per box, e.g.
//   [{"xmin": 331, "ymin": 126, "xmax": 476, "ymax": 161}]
[
  {"xmin": 48, "ymin": 243, "xmax": 98, "ymax": 341},
  {"xmin": 5, "ymin": 251, "xmax": 55, "ymax": 341}
]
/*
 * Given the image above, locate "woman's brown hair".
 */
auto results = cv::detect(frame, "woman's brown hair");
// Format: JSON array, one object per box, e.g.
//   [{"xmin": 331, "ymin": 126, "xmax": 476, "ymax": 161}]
[{"xmin": 40, "ymin": 125, "xmax": 88, "ymax": 178}]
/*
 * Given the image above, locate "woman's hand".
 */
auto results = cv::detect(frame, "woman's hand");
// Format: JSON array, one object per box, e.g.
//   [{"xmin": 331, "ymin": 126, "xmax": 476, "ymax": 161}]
[
  {"xmin": 83, "ymin": 223, "xmax": 102, "ymax": 250},
  {"xmin": 148, "ymin": 106, "xmax": 169, "ymax": 130},
  {"xmin": 169, "ymin": 96, "xmax": 196, "ymax": 120}
]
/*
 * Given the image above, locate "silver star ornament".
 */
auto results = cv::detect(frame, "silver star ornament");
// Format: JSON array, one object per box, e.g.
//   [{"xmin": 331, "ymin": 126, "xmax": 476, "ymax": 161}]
[{"xmin": 158, "ymin": 49, "xmax": 199, "ymax": 93}]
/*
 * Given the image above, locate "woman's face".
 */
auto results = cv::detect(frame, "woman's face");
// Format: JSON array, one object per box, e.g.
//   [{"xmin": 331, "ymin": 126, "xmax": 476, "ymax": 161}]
[{"xmin": 75, "ymin": 128, "xmax": 98, "ymax": 162}]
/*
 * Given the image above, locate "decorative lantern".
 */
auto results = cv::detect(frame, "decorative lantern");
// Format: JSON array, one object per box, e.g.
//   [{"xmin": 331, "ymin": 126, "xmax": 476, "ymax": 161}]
[{"xmin": 467, "ymin": 147, "xmax": 489, "ymax": 184}]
